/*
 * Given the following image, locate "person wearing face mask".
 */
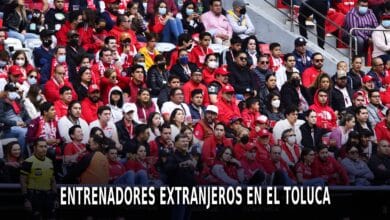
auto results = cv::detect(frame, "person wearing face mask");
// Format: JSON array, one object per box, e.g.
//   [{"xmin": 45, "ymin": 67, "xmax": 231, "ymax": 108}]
[
  {"xmin": 372, "ymin": 14, "xmax": 390, "ymax": 63},
  {"xmin": 0, "ymin": 83, "xmax": 29, "ymax": 157},
  {"xmin": 263, "ymin": 92, "xmax": 284, "ymax": 122},
  {"xmin": 146, "ymin": 54, "xmax": 170, "ymax": 98},
  {"xmin": 170, "ymin": 48, "xmax": 198, "ymax": 83},
  {"xmin": 65, "ymin": 30, "xmax": 87, "ymax": 85},
  {"xmin": 280, "ymin": 128, "xmax": 301, "ymax": 168},
  {"xmin": 344, "ymin": 0, "xmax": 378, "ymax": 56},
  {"xmin": 226, "ymin": 0, "xmax": 255, "ymax": 40},
  {"xmin": 20, "ymin": 69, "xmax": 40, "ymax": 98},
  {"xmin": 11, "ymin": 50, "xmax": 34, "ymax": 82},
  {"xmin": 56, "ymin": 10, "xmax": 83, "ymax": 47},
  {"xmin": 233, "ymin": 127, "xmax": 252, "ymax": 161},
  {"xmin": 40, "ymin": 46, "xmax": 69, "ymax": 86},
  {"xmin": 23, "ymin": 84, "xmax": 45, "ymax": 120},
  {"xmin": 179, "ymin": 1, "xmax": 205, "ymax": 36},
  {"xmin": 33, "ymin": 30, "xmax": 55, "ymax": 71}
]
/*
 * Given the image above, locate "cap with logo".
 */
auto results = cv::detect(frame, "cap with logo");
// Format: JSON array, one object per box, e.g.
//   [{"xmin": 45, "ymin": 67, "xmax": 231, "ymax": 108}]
[
  {"xmin": 88, "ymin": 84, "xmax": 100, "ymax": 93},
  {"xmin": 295, "ymin": 37, "xmax": 307, "ymax": 46},
  {"xmin": 205, "ymin": 105, "xmax": 218, "ymax": 114},
  {"xmin": 122, "ymin": 103, "xmax": 137, "ymax": 113}
]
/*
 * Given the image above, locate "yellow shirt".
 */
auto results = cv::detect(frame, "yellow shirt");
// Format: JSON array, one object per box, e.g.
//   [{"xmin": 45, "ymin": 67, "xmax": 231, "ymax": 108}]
[
  {"xmin": 139, "ymin": 47, "xmax": 160, "ymax": 71},
  {"xmin": 21, "ymin": 155, "xmax": 54, "ymax": 191}
]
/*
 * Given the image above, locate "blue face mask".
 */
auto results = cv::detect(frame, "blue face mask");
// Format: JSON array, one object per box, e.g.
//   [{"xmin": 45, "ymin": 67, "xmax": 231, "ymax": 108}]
[
  {"xmin": 383, "ymin": 20, "xmax": 390, "ymax": 28},
  {"xmin": 186, "ymin": 8, "xmax": 194, "ymax": 16},
  {"xmin": 358, "ymin": 6, "xmax": 368, "ymax": 15},
  {"xmin": 58, "ymin": 55, "xmax": 66, "ymax": 63},
  {"xmin": 159, "ymin": 7, "xmax": 167, "ymax": 15},
  {"xmin": 179, "ymin": 56, "xmax": 189, "ymax": 64},
  {"xmin": 27, "ymin": 76, "xmax": 37, "ymax": 85}
]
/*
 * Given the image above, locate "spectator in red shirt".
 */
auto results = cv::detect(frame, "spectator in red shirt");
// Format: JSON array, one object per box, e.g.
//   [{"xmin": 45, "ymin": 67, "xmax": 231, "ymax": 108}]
[
  {"xmin": 182, "ymin": 68, "xmax": 210, "ymax": 105},
  {"xmin": 211, "ymin": 147, "xmax": 245, "ymax": 185},
  {"xmin": 128, "ymin": 65, "xmax": 148, "ymax": 103},
  {"xmin": 241, "ymin": 97, "xmax": 261, "ymax": 130},
  {"xmin": 261, "ymin": 145, "xmax": 296, "ymax": 185},
  {"xmin": 312, "ymin": 145, "xmax": 349, "ymax": 185},
  {"xmin": 125, "ymin": 145, "xmax": 160, "ymax": 185},
  {"xmin": 375, "ymin": 109, "xmax": 390, "ymax": 143},
  {"xmin": 302, "ymin": 53, "xmax": 324, "ymax": 88},
  {"xmin": 109, "ymin": 14, "xmax": 139, "ymax": 49},
  {"xmin": 168, "ymin": 34, "xmax": 193, "ymax": 71},
  {"xmin": 280, "ymin": 128, "xmax": 302, "ymax": 167},
  {"xmin": 241, "ymin": 144, "xmax": 267, "ymax": 185},
  {"xmin": 309, "ymin": 89, "xmax": 337, "ymax": 131},
  {"xmin": 56, "ymin": 10, "xmax": 83, "ymax": 46},
  {"xmin": 295, "ymin": 148, "xmax": 325, "ymax": 186},
  {"xmin": 100, "ymin": 68, "xmax": 130, "ymax": 105},
  {"xmin": 216, "ymin": 85, "xmax": 241, "ymax": 125},
  {"xmin": 254, "ymin": 129, "xmax": 273, "ymax": 163},
  {"xmin": 106, "ymin": 146, "xmax": 133, "ymax": 184},
  {"xmin": 202, "ymin": 54, "xmax": 219, "ymax": 86},
  {"xmin": 54, "ymin": 86, "xmax": 73, "ymax": 119},
  {"xmin": 193, "ymin": 105, "xmax": 218, "ymax": 142},
  {"xmin": 63, "ymin": 125, "xmax": 86, "ymax": 165},
  {"xmin": 80, "ymin": 84, "xmax": 104, "ymax": 124},
  {"xmin": 44, "ymin": 65, "xmax": 77, "ymax": 103},
  {"xmin": 189, "ymin": 32, "xmax": 214, "ymax": 68}
]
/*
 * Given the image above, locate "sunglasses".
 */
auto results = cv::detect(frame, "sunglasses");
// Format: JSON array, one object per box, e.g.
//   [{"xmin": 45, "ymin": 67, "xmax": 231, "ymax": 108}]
[
  {"xmin": 239, "ymin": 57, "xmax": 248, "ymax": 61},
  {"xmin": 314, "ymin": 59, "xmax": 324, "ymax": 62},
  {"xmin": 260, "ymin": 61, "xmax": 269, "ymax": 64}
]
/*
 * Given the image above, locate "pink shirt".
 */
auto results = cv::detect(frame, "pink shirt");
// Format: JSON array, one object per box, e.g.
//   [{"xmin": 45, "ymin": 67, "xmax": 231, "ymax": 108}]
[{"xmin": 201, "ymin": 11, "xmax": 232, "ymax": 38}]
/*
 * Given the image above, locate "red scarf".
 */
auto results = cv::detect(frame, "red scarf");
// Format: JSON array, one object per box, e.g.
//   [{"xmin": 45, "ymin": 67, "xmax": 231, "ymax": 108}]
[
  {"xmin": 37, "ymin": 116, "xmax": 58, "ymax": 147},
  {"xmin": 281, "ymin": 143, "xmax": 300, "ymax": 164},
  {"xmin": 51, "ymin": 58, "xmax": 69, "ymax": 80}
]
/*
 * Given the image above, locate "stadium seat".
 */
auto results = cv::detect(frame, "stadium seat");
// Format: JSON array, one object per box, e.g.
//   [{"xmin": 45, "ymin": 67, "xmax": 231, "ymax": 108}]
[{"xmin": 24, "ymin": 38, "xmax": 42, "ymax": 51}]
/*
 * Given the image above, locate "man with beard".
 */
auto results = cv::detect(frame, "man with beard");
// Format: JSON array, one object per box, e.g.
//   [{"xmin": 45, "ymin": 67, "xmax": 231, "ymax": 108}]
[
  {"xmin": 58, "ymin": 100, "xmax": 90, "ymax": 144},
  {"xmin": 193, "ymin": 105, "xmax": 219, "ymax": 142},
  {"xmin": 81, "ymin": 84, "xmax": 104, "ymax": 124},
  {"xmin": 251, "ymin": 55, "xmax": 273, "ymax": 91},
  {"xmin": 367, "ymin": 57, "xmax": 388, "ymax": 90},
  {"xmin": 45, "ymin": 0, "xmax": 68, "ymax": 32},
  {"xmin": 292, "ymin": 37, "xmax": 312, "ymax": 73},
  {"xmin": 302, "ymin": 53, "xmax": 324, "ymax": 88},
  {"xmin": 331, "ymin": 70, "xmax": 353, "ymax": 114}
]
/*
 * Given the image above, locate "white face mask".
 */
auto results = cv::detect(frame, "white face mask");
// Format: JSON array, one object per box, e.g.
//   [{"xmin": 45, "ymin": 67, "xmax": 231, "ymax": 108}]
[
  {"xmin": 255, "ymin": 126, "xmax": 261, "ymax": 132},
  {"xmin": 8, "ymin": 92, "xmax": 20, "ymax": 100},
  {"xmin": 137, "ymin": 62, "xmax": 146, "ymax": 68},
  {"xmin": 207, "ymin": 61, "xmax": 218, "ymax": 69},
  {"xmin": 287, "ymin": 136, "xmax": 296, "ymax": 145},
  {"xmin": 15, "ymin": 59, "xmax": 25, "ymax": 66},
  {"xmin": 36, "ymin": 95, "xmax": 42, "ymax": 102},
  {"xmin": 271, "ymin": 99, "xmax": 280, "ymax": 108}
]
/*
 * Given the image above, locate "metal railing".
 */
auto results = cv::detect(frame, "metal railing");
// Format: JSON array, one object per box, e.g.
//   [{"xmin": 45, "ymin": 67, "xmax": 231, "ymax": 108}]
[{"xmin": 263, "ymin": 0, "xmax": 354, "ymax": 58}]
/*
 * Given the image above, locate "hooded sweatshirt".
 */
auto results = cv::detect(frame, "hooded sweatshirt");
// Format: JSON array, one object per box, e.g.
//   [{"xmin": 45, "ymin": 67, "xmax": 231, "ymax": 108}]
[
  {"xmin": 309, "ymin": 90, "xmax": 337, "ymax": 131},
  {"xmin": 108, "ymin": 86, "xmax": 124, "ymax": 123}
]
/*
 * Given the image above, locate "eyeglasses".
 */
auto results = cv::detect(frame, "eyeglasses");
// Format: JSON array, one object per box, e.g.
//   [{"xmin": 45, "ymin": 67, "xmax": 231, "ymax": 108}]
[
  {"xmin": 239, "ymin": 57, "xmax": 248, "ymax": 61},
  {"xmin": 314, "ymin": 59, "xmax": 324, "ymax": 62},
  {"xmin": 260, "ymin": 61, "xmax": 269, "ymax": 64}
]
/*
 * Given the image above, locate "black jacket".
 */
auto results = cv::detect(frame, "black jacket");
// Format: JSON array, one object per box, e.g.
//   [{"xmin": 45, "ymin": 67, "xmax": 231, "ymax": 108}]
[
  {"xmin": 170, "ymin": 62, "xmax": 198, "ymax": 83},
  {"xmin": 368, "ymin": 154, "xmax": 390, "ymax": 185},
  {"xmin": 146, "ymin": 65, "xmax": 170, "ymax": 97},
  {"xmin": 66, "ymin": 45, "xmax": 87, "ymax": 84},
  {"xmin": 115, "ymin": 119, "xmax": 138, "ymax": 156},
  {"xmin": 228, "ymin": 63, "xmax": 255, "ymax": 94},
  {"xmin": 45, "ymin": 8, "xmax": 68, "ymax": 31},
  {"xmin": 299, "ymin": 122, "xmax": 327, "ymax": 150},
  {"xmin": 331, "ymin": 86, "xmax": 353, "ymax": 113},
  {"xmin": 164, "ymin": 150, "xmax": 196, "ymax": 186},
  {"xmin": 280, "ymin": 82, "xmax": 312, "ymax": 109}
]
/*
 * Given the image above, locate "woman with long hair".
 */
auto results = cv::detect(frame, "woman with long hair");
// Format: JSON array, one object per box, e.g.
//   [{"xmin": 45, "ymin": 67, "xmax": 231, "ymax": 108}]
[
  {"xmin": 11, "ymin": 50, "xmax": 35, "ymax": 81},
  {"xmin": 329, "ymin": 113, "xmax": 356, "ymax": 149},
  {"xmin": 242, "ymin": 36, "xmax": 261, "ymax": 69},
  {"xmin": 202, "ymin": 53, "xmax": 219, "ymax": 85},
  {"xmin": 134, "ymin": 88, "xmax": 160, "ymax": 124},
  {"xmin": 295, "ymin": 148, "xmax": 325, "ymax": 186},
  {"xmin": 263, "ymin": 92, "xmax": 285, "ymax": 122},
  {"xmin": 179, "ymin": 1, "xmax": 205, "ymax": 36},
  {"xmin": 259, "ymin": 74, "xmax": 279, "ymax": 113},
  {"xmin": 146, "ymin": 112, "xmax": 162, "ymax": 142},
  {"xmin": 308, "ymin": 73, "xmax": 333, "ymax": 101},
  {"xmin": 73, "ymin": 67, "xmax": 92, "ymax": 101},
  {"xmin": 211, "ymin": 147, "xmax": 244, "ymax": 185},
  {"xmin": 23, "ymin": 84, "xmax": 45, "ymax": 119},
  {"xmin": 169, "ymin": 108, "xmax": 185, "ymax": 140},
  {"xmin": 1, "ymin": 141, "xmax": 23, "ymax": 183}
]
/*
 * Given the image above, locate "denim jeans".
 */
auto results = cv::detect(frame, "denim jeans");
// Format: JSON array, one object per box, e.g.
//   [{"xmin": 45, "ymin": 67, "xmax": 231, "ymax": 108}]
[
  {"xmin": 303, "ymin": 177, "xmax": 325, "ymax": 186},
  {"xmin": 161, "ymin": 18, "xmax": 184, "ymax": 44},
  {"xmin": 7, "ymin": 30, "xmax": 39, "ymax": 43},
  {"xmin": 3, "ymin": 126, "xmax": 28, "ymax": 157},
  {"xmin": 114, "ymin": 170, "xmax": 148, "ymax": 186}
]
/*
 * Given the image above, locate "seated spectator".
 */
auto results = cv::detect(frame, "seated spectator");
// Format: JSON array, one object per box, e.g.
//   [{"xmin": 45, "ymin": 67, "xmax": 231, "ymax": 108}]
[
  {"xmin": 80, "ymin": 84, "xmax": 104, "ymax": 124},
  {"xmin": 375, "ymin": 109, "xmax": 390, "ymax": 143},
  {"xmin": 273, "ymin": 105, "xmax": 305, "ymax": 145},
  {"xmin": 367, "ymin": 57, "xmax": 388, "ymax": 90},
  {"xmin": 368, "ymin": 139, "xmax": 390, "ymax": 185},
  {"xmin": 359, "ymin": 128, "xmax": 377, "ymax": 162},
  {"xmin": 44, "ymin": 65, "xmax": 77, "ymax": 103},
  {"xmin": 45, "ymin": 0, "xmax": 68, "ymax": 32},
  {"xmin": 161, "ymin": 88, "xmax": 192, "ymax": 122},
  {"xmin": 280, "ymin": 128, "xmax": 301, "ymax": 167},
  {"xmin": 202, "ymin": 123, "xmax": 233, "ymax": 168},
  {"xmin": 148, "ymin": 1, "xmax": 183, "ymax": 44},
  {"xmin": 309, "ymin": 89, "xmax": 337, "ymax": 131},
  {"xmin": 107, "ymin": 86, "xmax": 124, "ymax": 123},
  {"xmin": 241, "ymin": 97, "xmax": 261, "ymax": 130},
  {"xmin": 275, "ymin": 53, "xmax": 299, "ymax": 90},
  {"xmin": 95, "ymin": 36, "xmax": 119, "ymax": 64},
  {"xmin": 233, "ymin": 127, "xmax": 251, "ymax": 161},
  {"xmin": 330, "ymin": 113, "xmax": 356, "ymax": 149},
  {"xmin": 147, "ymin": 55, "xmax": 170, "ymax": 98},
  {"xmin": 127, "ymin": 1, "xmax": 148, "ymax": 43},
  {"xmin": 292, "ymin": 37, "xmax": 313, "ymax": 73},
  {"xmin": 252, "ymin": 55, "xmax": 273, "ymax": 91},
  {"xmin": 202, "ymin": 54, "xmax": 219, "ymax": 86},
  {"xmin": 263, "ymin": 92, "xmax": 284, "ymax": 124},
  {"xmin": 308, "ymin": 73, "xmax": 333, "ymax": 101},
  {"xmin": 116, "ymin": 103, "xmax": 139, "ymax": 149},
  {"xmin": 118, "ymin": 33, "xmax": 138, "ymax": 72},
  {"xmin": 342, "ymin": 145, "xmax": 374, "ymax": 186},
  {"xmin": 252, "ymin": 128, "xmax": 272, "ymax": 162},
  {"xmin": 157, "ymin": 75, "xmax": 181, "ymax": 109},
  {"xmin": 344, "ymin": 0, "xmax": 378, "ymax": 56},
  {"xmin": 20, "ymin": 69, "xmax": 39, "ymax": 98},
  {"xmin": 347, "ymin": 55, "xmax": 365, "ymax": 92},
  {"xmin": 73, "ymin": 67, "xmax": 92, "ymax": 101},
  {"xmin": 227, "ymin": 0, "xmax": 255, "ymax": 40},
  {"xmin": 312, "ymin": 145, "xmax": 350, "ymax": 185},
  {"xmin": 99, "ymin": 68, "xmax": 130, "ymax": 105},
  {"xmin": 139, "ymin": 32, "xmax": 160, "ymax": 71},
  {"xmin": 295, "ymin": 148, "xmax": 325, "ymax": 186},
  {"xmin": 216, "ymin": 85, "xmax": 241, "ymax": 125},
  {"xmin": 109, "ymin": 14, "xmax": 139, "ymax": 50},
  {"xmin": 169, "ymin": 48, "xmax": 198, "ymax": 83},
  {"xmin": 23, "ymin": 84, "xmax": 45, "ymax": 120},
  {"xmin": 41, "ymin": 46, "xmax": 68, "ymax": 85},
  {"xmin": 380, "ymin": 75, "xmax": 390, "ymax": 106},
  {"xmin": 169, "ymin": 108, "xmax": 186, "ymax": 141},
  {"xmin": 89, "ymin": 106, "xmax": 121, "ymax": 150},
  {"xmin": 189, "ymin": 32, "xmax": 214, "ymax": 68},
  {"xmin": 146, "ymin": 112, "xmax": 162, "ymax": 143},
  {"xmin": 188, "ymin": 89, "xmax": 206, "ymax": 124},
  {"xmin": 240, "ymin": 144, "xmax": 266, "ymax": 185},
  {"xmin": 372, "ymin": 14, "xmax": 390, "ymax": 63},
  {"xmin": 33, "ymin": 30, "xmax": 55, "ymax": 70},
  {"xmin": 58, "ymin": 100, "xmax": 89, "ymax": 144},
  {"xmin": 11, "ymin": 50, "xmax": 34, "ymax": 82},
  {"xmin": 0, "ymin": 83, "xmax": 29, "ymax": 156},
  {"xmin": 149, "ymin": 123, "xmax": 174, "ymax": 162},
  {"xmin": 181, "ymin": 125, "xmax": 200, "ymax": 152},
  {"xmin": 146, "ymin": 0, "xmax": 179, "ymax": 20},
  {"xmin": 182, "ymin": 68, "xmax": 209, "ymax": 105},
  {"xmin": 125, "ymin": 145, "xmax": 160, "ymax": 186},
  {"xmin": 211, "ymin": 147, "xmax": 244, "ymax": 185},
  {"xmin": 63, "ymin": 125, "xmax": 86, "ymax": 165},
  {"xmin": 92, "ymin": 48, "xmax": 121, "ymax": 88},
  {"xmin": 355, "ymin": 106, "xmax": 375, "ymax": 134},
  {"xmin": 124, "ymin": 124, "xmax": 153, "ymax": 158},
  {"xmin": 179, "ymin": 1, "xmax": 205, "ymax": 36},
  {"xmin": 220, "ymin": 36, "xmax": 242, "ymax": 67},
  {"xmin": 300, "ymin": 110, "xmax": 327, "ymax": 150},
  {"xmin": 56, "ymin": 10, "xmax": 83, "ymax": 47},
  {"xmin": 302, "ymin": 53, "xmax": 325, "ymax": 88},
  {"xmin": 261, "ymin": 145, "xmax": 296, "ymax": 185},
  {"xmin": 346, "ymin": 90, "xmax": 367, "ymax": 114},
  {"xmin": 228, "ymin": 51, "xmax": 257, "ymax": 98},
  {"xmin": 259, "ymin": 73, "xmax": 279, "ymax": 109},
  {"xmin": 280, "ymin": 72, "xmax": 311, "ymax": 116},
  {"xmin": 367, "ymin": 89, "xmax": 388, "ymax": 127},
  {"xmin": 269, "ymin": 42, "xmax": 284, "ymax": 73},
  {"xmin": 107, "ymin": 146, "xmax": 135, "ymax": 185},
  {"xmin": 134, "ymin": 89, "xmax": 160, "ymax": 124},
  {"xmin": 0, "ymin": 141, "xmax": 23, "ymax": 183},
  {"xmin": 193, "ymin": 105, "xmax": 218, "ymax": 142},
  {"xmin": 331, "ymin": 70, "xmax": 353, "ymax": 114},
  {"xmin": 54, "ymin": 86, "xmax": 73, "ymax": 118},
  {"xmin": 201, "ymin": 0, "xmax": 232, "ymax": 46}
]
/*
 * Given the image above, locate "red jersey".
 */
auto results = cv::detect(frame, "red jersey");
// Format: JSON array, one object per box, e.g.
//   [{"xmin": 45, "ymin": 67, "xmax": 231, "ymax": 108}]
[
  {"xmin": 216, "ymin": 97, "xmax": 241, "ymax": 125},
  {"xmin": 312, "ymin": 156, "xmax": 349, "ymax": 185},
  {"xmin": 54, "ymin": 100, "xmax": 68, "ymax": 119},
  {"xmin": 189, "ymin": 45, "xmax": 214, "ymax": 68},
  {"xmin": 80, "ymin": 98, "xmax": 104, "ymax": 124},
  {"xmin": 108, "ymin": 160, "xmax": 126, "ymax": 182},
  {"xmin": 375, "ymin": 120, "xmax": 390, "ymax": 143},
  {"xmin": 182, "ymin": 80, "xmax": 210, "ymax": 105},
  {"xmin": 302, "ymin": 67, "xmax": 322, "ymax": 88},
  {"xmin": 202, "ymin": 135, "xmax": 233, "ymax": 167},
  {"xmin": 44, "ymin": 79, "xmax": 77, "ymax": 103}
]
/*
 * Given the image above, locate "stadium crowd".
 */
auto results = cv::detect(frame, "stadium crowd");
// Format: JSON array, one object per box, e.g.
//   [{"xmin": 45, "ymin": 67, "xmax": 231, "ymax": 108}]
[{"xmin": 0, "ymin": 0, "xmax": 389, "ymax": 218}]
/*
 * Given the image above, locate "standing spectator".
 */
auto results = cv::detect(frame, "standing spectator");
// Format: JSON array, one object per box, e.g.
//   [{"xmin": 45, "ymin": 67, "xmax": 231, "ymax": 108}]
[
  {"xmin": 368, "ymin": 139, "xmax": 390, "ymax": 185},
  {"xmin": 275, "ymin": 53, "xmax": 299, "ymax": 90},
  {"xmin": 367, "ymin": 89, "xmax": 388, "ymax": 127},
  {"xmin": 312, "ymin": 145, "xmax": 350, "ymax": 185},
  {"xmin": 342, "ymin": 145, "xmax": 374, "ymax": 185},
  {"xmin": 182, "ymin": 68, "xmax": 210, "ymax": 105},
  {"xmin": 273, "ymin": 105, "xmax": 305, "ymax": 145},
  {"xmin": 80, "ymin": 84, "xmax": 104, "ymax": 124},
  {"xmin": 331, "ymin": 70, "xmax": 353, "ymax": 114},
  {"xmin": 20, "ymin": 138, "xmax": 57, "ymax": 220},
  {"xmin": 347, "ymin": 55, "xmax": 365, "ymax": 92},
  {"xmin": 45, "ymin": 0, "xmax": 68, "ymax": 32},
  {"xmin": 63, "ymin": 125, "xmax": 86, "ymax": 165},
  {"xmin": 201, "ymin": 0, "xmax": 232, "ymax": 46},
  {"xmin": 147, "ymin": 55, "xmax": 170, "ymax": 98},
  {"xmin": 189, "ymin": 32, "xmax": 214, "ymax": 68},
  {"xmin": 280, "ymin": 72, "xmax": 311, "ymax": 115},
  {"xmin": 372, "ymin": 14, "xmax": 390, "ymax": 62},
  {"xmin": 53, "ymin": 86, "xmax": 73, "ymax": 119},
  {"xmin": 302, "ymin": 53, "xmax": 324, "ymax": 88},
  {"xmin": 115, "ymin": 103, "xmax": 139, "ymax": 150},
  {"xmin": 330, "ymin": 113, "xmax": 356, "ymax": 149},
  {"xmin": 309, "ymin": 89, "xmax": 337, "ymax": 131},
  {"xmin": 292, "ymin": 37, "xmax": 313, "ymax": 74},
  {"xmin": 375, "ymin": 109, "xmax": 390, "ymax": 143},
  {"xmin": 298, "ymin": 0, "xmax": 329, "ymax": 48},
  {"xmin": 58, "ymin": 100, "xmax": 90, "ymax": 144},
  {"xmin": 134, "ymin": 89, "xmax": 160, "ymax": 124},
  {"xmin": 344, "ymin": 0, "xmax": 378, "ymax": 56},
  {"xmin": 295, "ymin": 148, "xmax": 325, "ymax": 186},
  {"xmin": 226, "ymin": 0, "xmax": 255, "ymax": 40},
  {"xmin": 300, "ymin": 110, "xmax": 327, "ymax": 150},
  {"xmin": 216, "ymin": 85, "xmax": 241, "ymax": 125},
  {"xmin": 367, "ymin": 57, "xmax": 388, "ymax": 90}
]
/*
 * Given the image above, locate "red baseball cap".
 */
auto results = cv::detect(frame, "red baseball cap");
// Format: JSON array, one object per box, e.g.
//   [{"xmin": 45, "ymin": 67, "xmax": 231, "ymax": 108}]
[
  {"xmin": 255, "ymin": 115, "xmax": 268, "ymax": 124},
  {"xmin": 245, "ymin": 143, "xmax": 257, "ymax": 151},
  {"xmin": 8, "ymin": 65, "xmax": 23, "ymax": 77},
  {"xmin": 257, "ymin": 128, "xmax": 271, "ymax": 137},
  {"xmin": 88, "ymin": 84, "xmax": 100, "ymax": 93},
  {"xmin": 221, "ymin": 85, "xmax": 235, "ymax": 93},
  {"xmin": 362, "ymin": 75, "xmax": 373, "ymax": 83},
  {"xmin": 352, "ymin": 90, "xmax": 364, "ymax": 100},
  {"xmin": 214, "ymin": 65, "xmax": 229, "ymax": 76}
]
